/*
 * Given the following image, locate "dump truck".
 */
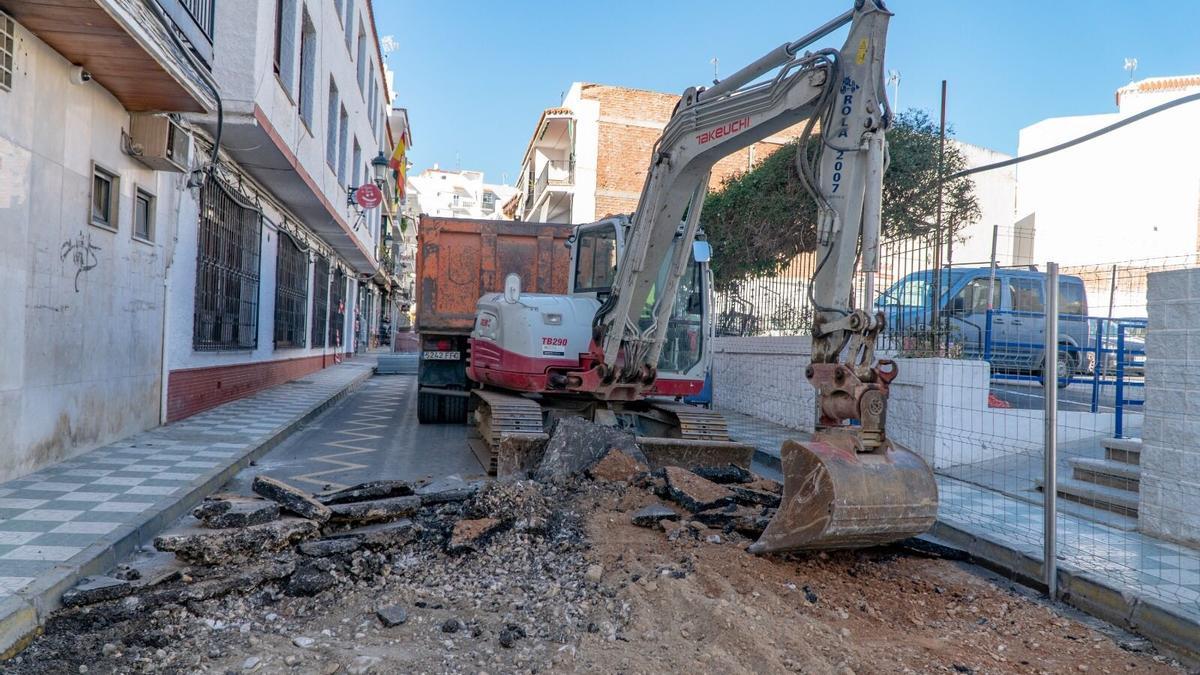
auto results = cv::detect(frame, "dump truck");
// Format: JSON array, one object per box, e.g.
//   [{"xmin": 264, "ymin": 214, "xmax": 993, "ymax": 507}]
[{"xmin": 413, "ymin": 215, "xmax": 573, "ymax": 423}]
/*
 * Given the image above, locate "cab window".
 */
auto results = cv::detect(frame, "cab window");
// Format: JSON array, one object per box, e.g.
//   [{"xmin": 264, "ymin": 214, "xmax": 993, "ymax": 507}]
[
  {"xmin": 1060, "ymin": 280, "xmax": 1086, "ymax": 315},
  {"xmin": 951, "ymin": 277, "xmax": 1000, "ymax": 314},
  {"xmin": 1008, "ymin": 277, "xmax": 1044, "ymax": 313},
  {"xmin": 574, "ymin": 227, "xmax": 617, "ymax": 292}
]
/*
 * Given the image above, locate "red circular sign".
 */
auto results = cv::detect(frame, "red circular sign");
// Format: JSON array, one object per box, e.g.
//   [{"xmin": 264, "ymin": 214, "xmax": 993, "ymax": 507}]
[{"xmin": 354, "ymin": 183, "xmax": 383, "ymax": 209}]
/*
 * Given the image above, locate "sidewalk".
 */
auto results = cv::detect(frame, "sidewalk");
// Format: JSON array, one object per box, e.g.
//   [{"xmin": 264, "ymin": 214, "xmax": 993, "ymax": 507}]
[
  {"xmin": 720, "ymin": 408, "xmax": 1200, "ymax": 662},
  {"xmin": 0, "ymin": 359, "xmax": 373, "ymax": 657}
]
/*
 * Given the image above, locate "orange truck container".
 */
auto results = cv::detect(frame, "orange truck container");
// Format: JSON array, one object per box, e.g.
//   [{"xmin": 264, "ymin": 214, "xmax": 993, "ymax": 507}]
[{"xmin": 414, "ymin": 215, "xmax": 573, "ymax": 422}]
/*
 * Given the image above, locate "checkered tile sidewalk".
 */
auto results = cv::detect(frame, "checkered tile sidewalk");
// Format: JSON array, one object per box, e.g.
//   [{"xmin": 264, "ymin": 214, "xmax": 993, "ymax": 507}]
[
  {"xmin": 0, "ymin": 361, "xmax": 371, "ymax": 598},
  {"xmin": 720, "ymin": 408, "xmax": 1200, "ymax": 625}
]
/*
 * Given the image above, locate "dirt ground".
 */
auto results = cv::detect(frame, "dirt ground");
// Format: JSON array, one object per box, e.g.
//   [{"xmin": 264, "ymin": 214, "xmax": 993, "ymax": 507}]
[{"xmin": 7, "ymin": 480, "xmax": 1190, "ymax": 675}]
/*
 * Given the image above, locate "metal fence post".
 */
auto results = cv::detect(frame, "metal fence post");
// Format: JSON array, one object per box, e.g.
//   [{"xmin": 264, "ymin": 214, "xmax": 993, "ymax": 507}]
[{"xmin": 1044, "ymin": 261, "xmax": 1059, "ymax": 599}]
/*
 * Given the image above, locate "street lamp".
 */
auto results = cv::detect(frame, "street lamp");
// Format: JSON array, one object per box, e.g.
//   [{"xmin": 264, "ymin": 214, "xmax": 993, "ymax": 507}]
[{"xmin": 371, "ymin": 151, "xmax": 389, "ymax": 186}]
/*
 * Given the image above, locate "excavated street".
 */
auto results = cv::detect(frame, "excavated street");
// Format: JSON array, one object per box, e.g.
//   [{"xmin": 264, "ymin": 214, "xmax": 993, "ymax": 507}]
[{"xmin": 7, "ymin": 370, "xmax": 1190, "ymax": 674}]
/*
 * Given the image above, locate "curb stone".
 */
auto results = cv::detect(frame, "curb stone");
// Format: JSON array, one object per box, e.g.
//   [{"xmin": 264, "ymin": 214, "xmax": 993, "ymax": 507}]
[
  {"xmin": 0, "ymin": 366, "xmax": 372, "ymax": 660},
  {"xmin": 927, "ymin": 521, "xmax": 1200, "ymax": 666}
]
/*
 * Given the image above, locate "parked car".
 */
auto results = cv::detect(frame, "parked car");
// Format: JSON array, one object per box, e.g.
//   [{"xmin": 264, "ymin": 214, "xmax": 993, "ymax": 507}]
[
  {"xmin": 1094, "ymin": 320, "xmax": 1146, "ymax": 377},
  {"xmin": 877, "ymin": 267, "xmax": 1090, "ymax": 387}
]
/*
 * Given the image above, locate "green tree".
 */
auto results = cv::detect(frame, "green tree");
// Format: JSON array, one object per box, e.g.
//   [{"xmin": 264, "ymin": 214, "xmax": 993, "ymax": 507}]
[{"xmin": 701, "ymin": 110, "xmax": 981, "ymax": 287}]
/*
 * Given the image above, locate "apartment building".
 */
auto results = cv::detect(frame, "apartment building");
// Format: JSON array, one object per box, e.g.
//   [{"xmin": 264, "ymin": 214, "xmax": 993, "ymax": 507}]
[
  {"xmin": 0, "ymin": 0, "xmax": 407, "ymax": 479},
  {"xmin": 406, "ymin": 166, "xmax": 518, "ymax": 220},
  {"xmin": 512, "ymin": 82, "xmax": 806, "ymax": 224},
  {"xmin": 0, "ymin": 0, "xmax": 217, "ymax": 480},
  {"xmin": 164, "ymin": 0, "xmax": 401, "ymax": 422}
]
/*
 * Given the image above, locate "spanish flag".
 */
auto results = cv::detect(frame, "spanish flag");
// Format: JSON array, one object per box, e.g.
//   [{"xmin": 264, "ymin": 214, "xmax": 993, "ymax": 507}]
[{"xmin": 389, "ymin": 130, "xmax": 408, "ymax": 202}]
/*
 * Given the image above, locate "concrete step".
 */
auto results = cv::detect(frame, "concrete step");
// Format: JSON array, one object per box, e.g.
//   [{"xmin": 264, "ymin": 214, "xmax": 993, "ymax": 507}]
[
  {"xmin": 1036, "ymin": 477, "xmax": 1139, "ymax": 518},
  {"xmin": 1101, "ymin": 437, "xmax": 1142, "ymax": 465},
  {"xmin": 1068, "ymin": 456, "xmax": 1141, "ymax": 493}
]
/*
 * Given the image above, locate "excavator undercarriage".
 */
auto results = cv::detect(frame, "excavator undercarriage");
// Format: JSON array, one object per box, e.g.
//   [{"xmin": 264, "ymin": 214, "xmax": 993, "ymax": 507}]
[{"xmin": 469, "ymin": 389, "xmax": 754, "ymax": 477}]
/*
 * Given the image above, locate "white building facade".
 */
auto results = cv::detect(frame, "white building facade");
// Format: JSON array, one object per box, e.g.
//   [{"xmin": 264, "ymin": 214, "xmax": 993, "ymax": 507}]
[
  {"xmin": 0, "ymin": 0, "xmax": 216, "ymax": 481},
  {"xmin": 0, "ymin": 0, "xmax": 406, "ymax": 480},
  {"xmin": 1015, "ymin": 75, "xmax": 1200, "ymax": 269},
  {"xmin": 164, "ymin": 0, "xmax": 401, "ymax": 423},
  {"xmin": 405, "ymin": 167, "xmax": 517, "ymax": 220}
]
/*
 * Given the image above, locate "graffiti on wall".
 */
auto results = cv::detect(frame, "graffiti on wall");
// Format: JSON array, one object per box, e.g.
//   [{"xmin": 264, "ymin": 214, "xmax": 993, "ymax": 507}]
[{"xmin": 60, "ymin": 231, "xmax": 101, "ymax": 292}]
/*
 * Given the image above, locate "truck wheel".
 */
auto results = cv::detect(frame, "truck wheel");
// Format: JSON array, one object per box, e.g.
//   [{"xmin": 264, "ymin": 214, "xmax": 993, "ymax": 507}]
[
  {"xmin": 1038, "ymin": 351, "xmax": 1072, "ymax": 390},
  {"xmin": 417, "ymin": 391, "xmax": 441, "ymax": 423},
  {"xmin": 442, "ymin": 394, "xmax": 468, "ymax": 424}
]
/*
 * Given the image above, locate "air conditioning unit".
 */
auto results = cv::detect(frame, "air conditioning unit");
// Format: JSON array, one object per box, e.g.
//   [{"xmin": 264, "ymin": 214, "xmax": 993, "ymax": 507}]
[{"xmin": 128, "ymin": 113, "xmax": 191, "ymax": 173}]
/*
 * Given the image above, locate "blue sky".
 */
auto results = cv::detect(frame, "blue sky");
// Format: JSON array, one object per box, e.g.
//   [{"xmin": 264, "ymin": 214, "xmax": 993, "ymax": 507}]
[{"xmin": 374, "ymin": 1, "xmax": 1200, "ymax": 184}]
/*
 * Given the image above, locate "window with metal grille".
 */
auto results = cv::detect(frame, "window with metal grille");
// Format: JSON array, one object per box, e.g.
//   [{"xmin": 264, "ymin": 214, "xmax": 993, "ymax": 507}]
[
  {"xmin": 273, "ymin": 231, "xmax": 308, "ymax": 348},
  {"xmin": 0, "ymin": 12, "xmax": 14, "ymax": 92},
  {"xmin": 193, "ymin": 176, "xmax": 262, "ymax": 351},
  {"xmin": 311, "ymin": 256, "xmax": 329, "ymax": 347},
  {"xmin": 329, "ymin": 268, "xmax": 346, "ymax": 348}
]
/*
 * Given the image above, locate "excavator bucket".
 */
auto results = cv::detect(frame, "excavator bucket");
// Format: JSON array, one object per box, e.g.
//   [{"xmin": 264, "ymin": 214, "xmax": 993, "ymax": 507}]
[{"xmin": 749, "ymin": 434, "xmax": 938, "ymax": 553}]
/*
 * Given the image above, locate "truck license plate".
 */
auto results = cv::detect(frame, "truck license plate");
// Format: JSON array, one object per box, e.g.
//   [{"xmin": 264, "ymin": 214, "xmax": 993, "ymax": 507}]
[{"xmin": 423, "ymin": 350, "xmax": 460, "ymax": 361}]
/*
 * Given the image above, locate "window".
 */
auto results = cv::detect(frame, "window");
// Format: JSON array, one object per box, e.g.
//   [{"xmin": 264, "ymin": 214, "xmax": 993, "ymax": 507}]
[
  {"xmin": 273, "ymin": 0, "xmax": 297, "ymax": 94},
  {"xmin": 133, "ymin": 187, "xmax": 155, "ymax": 241},
  {"xmin": 311, "ymin": 256, "xmax": 330, "ymax": 347},
  {"xmin": 1060, "ymin": 280, "xmax": 1086, "ymax": 316},
  {"xmin": 1008, "ymin": 277, "xmax": 1044, "ymax": 313},
  {"xmin": 329, "ymin": 268, "xmax": 347, "ymax": 348},
  {"xmin": 326, "ymin": 79, "xmax": 339, "ymax": 169},
  {"xmin": 343, "ymin": 0, "xmax": 353, "ymax": 48},
  {"xmin": 351, "ymin": 138, "xmax": 361, "ymax": 187},
  {"xmin": 193, "ymin": 175, "xmax": 262, "ymax": 350},
  {"xmin": 1, "ymin": 11, "xmax": 14, "ymax": 92},
  {"xmin": 337, "ymin": 105, "xmax": 349, "ymax": 185},
  {"xmin": 951, "ymin": 277, "xmax": 1000, "ymax": 315},
  {"xmin": 367, "ymin": 76, "xmax": 376, "ymax": 131},
  {"xmin": 297, "ymin": 9, "xmax": 316, "ymax": 128},
  {"xmin": 356, "ymin": 24, "xmax": 367, "ymax": 93},
  {"xmin": 90, "ymin": 163, "xmax": 119, "ymax": 230},
  {"xmin": 273, "ymin": 232, "xmax": 308, "ymax": 348},
  {"xmin": 656, "ymin": 253, "xmax": 704, "ymax": 375},
  {"xmin": 573, "ymin": 226, "xmax": 618, "ymax": 292}
]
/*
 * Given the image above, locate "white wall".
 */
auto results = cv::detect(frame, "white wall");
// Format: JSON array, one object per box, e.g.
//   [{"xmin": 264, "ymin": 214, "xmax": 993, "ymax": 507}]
[
  {"xmin": 561, "ymin": 83, "xmax": 600, "ymax": 224},
  {"xmin": 165, "ymin": 194, "xmax": 356, "ymax": 373},
  {"xmin": 0, "ymin": 20, "xmax": 181, "ymax": 479},
  {"xmin": 1140, "ymin": 268, "xmax": 1200, "ymax": 545},
  {"xmin": 712, "ymin": 337, "xmax": 816, "ymax": 431},
  {"xmin": 712, "ymin": 338, "xmax": 1126, "ymax": 470},
  {"xmin": 1016, "ymin": 79, "xmax": 1200, "ymax": 268},
  {"xmin": 952, "ymin": 142, "xmax": 1017, "ymax": 267}
]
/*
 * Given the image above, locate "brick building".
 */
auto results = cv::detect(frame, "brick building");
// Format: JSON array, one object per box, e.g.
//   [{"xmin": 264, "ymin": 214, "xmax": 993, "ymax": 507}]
[{"xmin": 512, "ymin": 82, "xmax": 806, "ymax": 224}]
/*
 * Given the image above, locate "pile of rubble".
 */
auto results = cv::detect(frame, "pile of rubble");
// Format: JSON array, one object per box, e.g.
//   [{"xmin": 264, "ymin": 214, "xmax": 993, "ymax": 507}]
[{"xmin": 10, "ymin": 429, "xmax": 669, "ymax": 674}]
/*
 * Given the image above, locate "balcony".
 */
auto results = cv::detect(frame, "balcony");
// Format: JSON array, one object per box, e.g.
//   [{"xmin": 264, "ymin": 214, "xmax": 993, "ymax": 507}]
[
  {"xmin": 533, "ymin": 159, "xmax": 574, "ymax": 205},
  {"xmin": 157, "ymin": 0, "xmax": 215, "ymax": 67},
  {"xmin": 2, "ymin": 0, "xmax": 216, "ymax": 112}
]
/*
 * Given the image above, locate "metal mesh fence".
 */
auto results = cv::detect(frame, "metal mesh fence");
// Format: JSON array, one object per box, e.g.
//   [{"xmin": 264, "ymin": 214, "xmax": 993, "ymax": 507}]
[{"xmin": 714, "ymin": 232, "xmax": 1200, "ymax": 616}]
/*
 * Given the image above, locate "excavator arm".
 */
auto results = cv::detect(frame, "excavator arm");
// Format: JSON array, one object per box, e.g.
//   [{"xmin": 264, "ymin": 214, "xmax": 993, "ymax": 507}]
[
  {"xmin": 583, "ymin": 0, "xmax": 937, "ymax": 552},
  {"xmin": 591, "ymin": 1, "xmax": 893, "ymax": 396}
]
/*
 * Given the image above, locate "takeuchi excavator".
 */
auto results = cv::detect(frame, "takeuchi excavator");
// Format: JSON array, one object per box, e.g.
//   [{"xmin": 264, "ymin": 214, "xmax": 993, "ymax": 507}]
[{"xmin": 466, "ymin": 0, "xmax": 938, "ymax": 551}]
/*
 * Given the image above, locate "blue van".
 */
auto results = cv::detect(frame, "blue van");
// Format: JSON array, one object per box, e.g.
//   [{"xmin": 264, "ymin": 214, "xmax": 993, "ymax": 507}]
[{"xmin": 877, "ymin": 267, "xmax": 1089, "ymax": 385}]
